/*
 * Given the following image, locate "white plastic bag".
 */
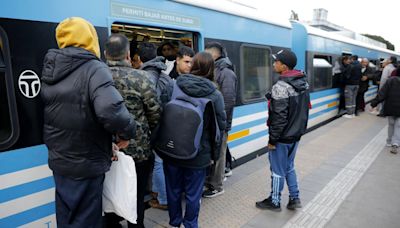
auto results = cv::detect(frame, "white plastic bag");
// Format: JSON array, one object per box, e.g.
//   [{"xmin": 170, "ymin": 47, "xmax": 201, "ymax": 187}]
[{"xmin": 103, "ymin": 151, "xmax": 137, "ymax": 224}]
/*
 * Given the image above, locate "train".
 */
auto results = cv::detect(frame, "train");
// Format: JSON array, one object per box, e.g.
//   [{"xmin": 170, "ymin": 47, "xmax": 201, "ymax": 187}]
[{"xmin": 1, "ymin": 0, "xmax": 399, "ymax": 227}]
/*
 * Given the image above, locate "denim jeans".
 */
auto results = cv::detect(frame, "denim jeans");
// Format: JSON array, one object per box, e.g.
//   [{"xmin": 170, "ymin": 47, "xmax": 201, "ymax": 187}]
[
  {"xmin": 268, "ymin": 141, "xmax": 300, "ymax": 205},
  {"xmin": 152, "ymin": 153, "xmax": 168, "ymax": 205}
]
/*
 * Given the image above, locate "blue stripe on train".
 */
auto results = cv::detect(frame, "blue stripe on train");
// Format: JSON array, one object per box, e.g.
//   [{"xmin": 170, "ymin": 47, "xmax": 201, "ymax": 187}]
[
  {"xmin": 230, "ymin": 118, "xmax": 265, "ymax": 133},
  {"xmin": 228, "ymin": 130, "xmax": 269, "ymax": 148},
  {"xmin": 311, "ymin": 97, "xmax": 339, "ymax": 109},
  {"xmin": 0, "ymin": 202, "xmax": 55, "ymax": 228},
  {"xmin": 232, "ymin": 102, "xmax": 268, "ymax": 119},
  {"xmin": 310, "ymin": 88, "xmax": 340, "ymax": 100},
  {"xmin": 0, "ymin": 145, "xmax": 48, "ymax": 175},
  {"xmin": 0, "ymin": 177, "xmax": 54, "ymax": 203}
]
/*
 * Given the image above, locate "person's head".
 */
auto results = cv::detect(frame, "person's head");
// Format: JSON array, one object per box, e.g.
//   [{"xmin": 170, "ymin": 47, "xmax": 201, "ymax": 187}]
[
  {"xmin": 137, "ymin": 42, "xmax": 157, "ymax": 65},
  {"xmin": 159, "ymin": 42, "xmax": 176, "ymax": 61},
  {"xmin": 360, "ymin": 58, "xmax": 369, "ymax": 68},
  {"xmin": 176, "ymin": 46, "xmax": 195, "ymax": 74},
  {"xmin": 130, "ymin": 40, "xmax": 141, "ymax": 69},
  {"xmin": 205, "ymin": 42, "xmax": 225, "ymax": 61},
  {"xmin": 382, "ymin": 59, "xmax": 389, "ymax": 67},
  {"xmin": 342, "ymin": 56, "xmax": 351, "ymax": 65},
  {"xmin": 104, "ymin": 34, "xmax": 130, "ymax": 62},
  {"xmin": 190, "ymin": 52, "xmax": 215, "ymax": 81},
  {"xmin": 56, "ymin": 17, "xmax": 100, "ymax": 58},
  {"xmin": 390, "ymin": 56, "xmax": 397, "ymax": 65},
  {"xmin": 351, "ymin": 55, "xmax": 358, "ymax": 62},
  {"xmin": 272, "ymin": 49, "xmax": 297, "ymax": 74}
]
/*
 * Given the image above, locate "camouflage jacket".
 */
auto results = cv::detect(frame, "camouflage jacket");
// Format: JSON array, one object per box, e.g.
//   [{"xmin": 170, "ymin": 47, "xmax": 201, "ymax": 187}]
[{"xmin": 107, "ymin": 60, "xmax": 161, "ymax": 161}]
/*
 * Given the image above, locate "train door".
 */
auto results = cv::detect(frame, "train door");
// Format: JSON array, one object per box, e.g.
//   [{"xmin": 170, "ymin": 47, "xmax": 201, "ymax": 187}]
[
  {"xmin": 111, "ymin": 23, "xmax": 199, "ymax": 69},
  {"xmin": 0, "ymin": 26, "xmax": 19, "ymax": 151}
]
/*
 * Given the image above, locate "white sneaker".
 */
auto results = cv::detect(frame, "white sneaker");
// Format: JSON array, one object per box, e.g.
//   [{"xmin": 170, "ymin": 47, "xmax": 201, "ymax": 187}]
[{"xmin": 342, "ymin": 114, "xmax": 353, "ymax": 119}]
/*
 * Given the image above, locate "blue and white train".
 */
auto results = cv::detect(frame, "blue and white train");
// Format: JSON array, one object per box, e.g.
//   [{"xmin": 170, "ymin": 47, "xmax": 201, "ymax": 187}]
[{"xmin": 1, "ymin": 0, "xmax": 399, "ymax": 226}]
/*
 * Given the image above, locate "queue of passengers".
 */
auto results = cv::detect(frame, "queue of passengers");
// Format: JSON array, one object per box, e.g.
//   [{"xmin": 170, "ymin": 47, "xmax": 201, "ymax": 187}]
[
  {"xmin": 334, "ymin": 54, "xmax": 400, "ymax": 154},
  {"xmin": 41, "ymin": 17, "xmax": 238, "ymax": 228}
]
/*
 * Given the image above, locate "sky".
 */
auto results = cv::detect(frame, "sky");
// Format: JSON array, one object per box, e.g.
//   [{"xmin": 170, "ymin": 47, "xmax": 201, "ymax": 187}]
[{"xmin": 234, "ymin": 0, "xmax": 399, "ymax": 51}]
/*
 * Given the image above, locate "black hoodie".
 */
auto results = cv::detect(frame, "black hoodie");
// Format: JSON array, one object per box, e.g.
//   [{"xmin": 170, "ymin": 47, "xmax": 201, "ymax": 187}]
[
  {"xmin": 267, "ymin": 70, "xmax": 310, "ymax": 145},
  {"xmin": 215, "ymin": 57, "xmax": 237, "ymax": 132},
  {"xmin": 41, "ymin": 47, "xmax": 136, "ymax": 179},
  {"xmin": 141, "ymin": 56, "xmax": 173, "ymax": 106},
  {"xmin": 159, "ymin": 74, "xmax": 226, "ymax": 168}
]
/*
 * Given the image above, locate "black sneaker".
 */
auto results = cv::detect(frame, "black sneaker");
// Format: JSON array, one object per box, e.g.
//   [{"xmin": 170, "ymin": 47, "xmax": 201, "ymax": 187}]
[
  {"xmin": 255, "ymin": 197, "xmax": 281, "ymax": 212},
  {"xmin": 224, "ymin": 167, "xmax": 233, "ymax": 177},
  {"xmin": 390, "ymin": 145, "xmax": 399, "ymax": 154},
  {"xmin": 202, "ymin": 187, "xmax": 224, "ymax": 198},
  {"xmin": 287, "ymin": 198, "xmax": 302, "ymax": 210}
]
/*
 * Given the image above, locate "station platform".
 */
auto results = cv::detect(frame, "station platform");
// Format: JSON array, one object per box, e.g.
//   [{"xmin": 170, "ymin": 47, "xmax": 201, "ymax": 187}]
[{"xmin": 141, "ymin": 109, "xmax": 399, "ymax": 228}]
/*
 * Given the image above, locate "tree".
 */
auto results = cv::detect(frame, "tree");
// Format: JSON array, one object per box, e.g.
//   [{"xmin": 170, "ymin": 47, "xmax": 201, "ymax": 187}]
[{"xmin": 362, "ymin": 34, "xmax": 395, "ymax": 50}]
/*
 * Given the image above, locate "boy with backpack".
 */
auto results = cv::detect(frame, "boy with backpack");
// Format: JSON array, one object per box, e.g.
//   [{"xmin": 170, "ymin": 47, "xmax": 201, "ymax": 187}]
[{"xmin": 154, "ymin": 52, "xmax": 226, "ymax": 228}]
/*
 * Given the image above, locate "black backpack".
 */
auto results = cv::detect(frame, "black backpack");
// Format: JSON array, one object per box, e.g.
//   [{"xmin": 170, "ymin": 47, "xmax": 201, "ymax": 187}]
[{"xmin": 154, "ymin": 82, "xmax": 221, "ymax": 160}]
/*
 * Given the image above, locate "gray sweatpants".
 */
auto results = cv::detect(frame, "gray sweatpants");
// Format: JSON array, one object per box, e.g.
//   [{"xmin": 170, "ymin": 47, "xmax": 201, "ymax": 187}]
[
  {"xmin": 388, "ymin": 116, "xmax": 400, "ymax": 146},
  {"xmin": 206, "ymin": 132, "xmax": 228, "ymax": 191},
  {"xmin": 344, "ymin": 85, "xmax": 359, "ymax": 115}
]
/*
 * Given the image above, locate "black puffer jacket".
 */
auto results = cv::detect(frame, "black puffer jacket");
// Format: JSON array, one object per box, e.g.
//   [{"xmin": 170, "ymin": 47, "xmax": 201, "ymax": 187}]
[
  {"xmin": 41, "ymin": 47, "xmax": 136, "ymax": 179},
  {"xmin": 215, "ymin": 57, "xmax": 237, "ymax": 132},
  {"xmin": 267, "ymin": 70, "xmax": 310, "ymax": 145},
  {"xmin": 371, "ymin": 76, "xmax": 400, "ymax": 116},
  {"xmin": 159, "ymin": 74, "xmax": 226, "ymax": 168},
  {"xmin": 141, "ymin": 56, "xmax": 173, "ymax": 106},
  {"xmin": 346, "ymin": 60, "xmax": 362, "ymax": 85}
]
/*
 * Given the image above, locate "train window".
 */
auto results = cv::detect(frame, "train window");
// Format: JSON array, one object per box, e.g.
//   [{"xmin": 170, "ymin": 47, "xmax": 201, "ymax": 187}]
[
  {"xmin": 240, "ymin": 45, "xmax": 272, "ymax": 102},
  {"xmin": 312, "ymin": 56, "xmax": 332, "ymax": 91},
  {"xmin": 0, "ymin": 27, "xmax": 19, "ymax": 151}
]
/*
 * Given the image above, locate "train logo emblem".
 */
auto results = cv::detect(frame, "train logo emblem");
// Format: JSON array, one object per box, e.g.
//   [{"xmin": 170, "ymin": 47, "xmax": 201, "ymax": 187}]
[{"xmin": 18, "ymin": 70, "xmax": 41, "ymax": 98}]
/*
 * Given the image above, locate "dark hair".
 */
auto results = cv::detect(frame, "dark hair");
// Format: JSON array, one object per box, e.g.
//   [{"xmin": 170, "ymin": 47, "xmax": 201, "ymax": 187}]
[
  {"xmin": 157, "ymin": 41, "xmax": 175, "ymax": 56},
  {"xmin": 190, "ymin": 52, "xmax": 215, "ymax": 81},
  {"xmin": 130, "ymin": 40, "xmax": 138, "ymax": 59},
  {"xmin": 105, "ymin": 34, "xmax": 129, "ymax": 61},
  {"xmin": 177, "ymin": 46, "xmax": 195, "ymax": 58},
  {"xmin": 138, "ymin": 42, "xmax": 156, "ymax": 63},
  {"xmin": 205, "ymin": 41, "xmax": 226, "ymax": 58},
  {"xmin": 351, "ymin": 55, "xmax": 358, "ymax": 61},
  {"xmin": 390, "ymin": 56, "xmax": 397, "ymax": 66}
]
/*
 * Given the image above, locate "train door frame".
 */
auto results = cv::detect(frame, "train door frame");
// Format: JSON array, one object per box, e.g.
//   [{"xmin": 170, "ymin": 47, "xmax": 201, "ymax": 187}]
[{"xmin": 0, "ymin": 26, "xmax": 19, "ymax": 151}]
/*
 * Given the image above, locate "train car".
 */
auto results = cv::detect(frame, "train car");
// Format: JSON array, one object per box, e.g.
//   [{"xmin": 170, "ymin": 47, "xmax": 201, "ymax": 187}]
[
  {"xmin": 0, "ymin": 0, "xmax": 292, "ymax": 226},
  {"xmin": 291, "ymin": 21, "xmax": 400, "ymax": 128}
]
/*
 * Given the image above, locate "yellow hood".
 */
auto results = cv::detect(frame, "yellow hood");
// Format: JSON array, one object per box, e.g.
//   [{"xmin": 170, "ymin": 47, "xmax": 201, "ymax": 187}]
[{"xmin": 56, "ymin": 17, "xmax": 100, "ymax": 58}]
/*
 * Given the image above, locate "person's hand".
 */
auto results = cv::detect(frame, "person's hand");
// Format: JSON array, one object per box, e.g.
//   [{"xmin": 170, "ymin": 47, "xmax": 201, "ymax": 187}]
[
  {"xmin": 361, "ymin": 76, "xmax": 368, "ymax": 81},
  {"xmin": 116, "ymin": 139, "xmax": 129, "ymax": 149},
  {"xmin": 268, "ymin": 143, "xmax": 276, "ymax": 151},
  {"xmin": 111, "ymin": 143, "xmax": 119, "ymax": 161}
]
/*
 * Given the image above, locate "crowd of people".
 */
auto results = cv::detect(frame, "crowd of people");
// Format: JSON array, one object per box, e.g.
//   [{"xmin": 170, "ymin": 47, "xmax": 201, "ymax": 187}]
[
  {"xmin": 41, "ymin": 17, "xmax": 240, "ymax": 228},
  {"xmin": 334, "ymin": 54, "xmax": 400, "ymax": 154},
  {"xmin": 40, "ymin": 17, "xmax": 399, "ymax": 228}
]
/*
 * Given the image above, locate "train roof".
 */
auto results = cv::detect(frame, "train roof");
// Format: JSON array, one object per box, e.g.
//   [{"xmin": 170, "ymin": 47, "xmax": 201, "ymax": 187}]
[
  {"xmin": 293, "ymin": 21, "xmax": 400, "ymax": 56},
  {"xmin": 172, "ymin": 0, "xmax": 292, "ymax": 29}
]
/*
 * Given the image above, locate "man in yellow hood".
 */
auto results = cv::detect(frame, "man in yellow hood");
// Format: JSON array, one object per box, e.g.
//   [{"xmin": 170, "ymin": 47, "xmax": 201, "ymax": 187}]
[
  {"xmin": 41, "ymin": 17, "xmax": 136, "ymax": 227},
  {"xmin": 55, "ymin": 17, "xmax": 101, "ymax": 58}
]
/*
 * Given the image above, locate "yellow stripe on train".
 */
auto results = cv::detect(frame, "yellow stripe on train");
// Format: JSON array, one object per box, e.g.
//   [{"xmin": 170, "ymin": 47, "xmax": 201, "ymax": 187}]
[
  {"xmin": 228, "ymin": 129, "xmax": 250, "ymax": 142},
  {"xmin": 327, "ymin": 101, "xmax": 339, "ymax": 108}
]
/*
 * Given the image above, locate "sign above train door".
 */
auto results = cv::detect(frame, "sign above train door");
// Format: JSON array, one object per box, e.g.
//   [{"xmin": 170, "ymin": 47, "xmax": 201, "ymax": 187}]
[
  {"xmin": 110, "ymin": 2, "xmax": 201, "ymax": 28},
  {"xmin": 18, "ymin": 70, "xmax": 41, "ymax": 98}
]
